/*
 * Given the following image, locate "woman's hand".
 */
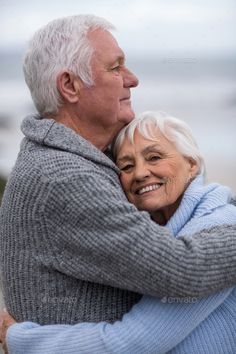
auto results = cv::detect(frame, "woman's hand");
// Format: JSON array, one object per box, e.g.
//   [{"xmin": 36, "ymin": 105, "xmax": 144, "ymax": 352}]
[{"xmin": 0, "ymin": 310, "xmax": 16, "ymax": 354}]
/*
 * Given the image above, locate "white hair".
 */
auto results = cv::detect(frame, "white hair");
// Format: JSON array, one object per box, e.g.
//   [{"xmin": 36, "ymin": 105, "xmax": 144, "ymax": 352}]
[
  {"xmin": 113, "ymin": 111, "xmax": 205, "ymax": 174},
  {"xmin": 23, "ymin": 15, "xmax": 115, "ymax": 115}
]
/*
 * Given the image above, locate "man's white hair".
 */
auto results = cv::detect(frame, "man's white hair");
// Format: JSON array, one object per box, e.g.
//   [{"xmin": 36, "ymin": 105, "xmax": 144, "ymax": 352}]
[
  {"xmin": 113, "ymin": 111, "xmax": 205, "ymax": 174},
  {"xmin": 23, "ymin": 15, "xmax": 115, "ymax": 115}
]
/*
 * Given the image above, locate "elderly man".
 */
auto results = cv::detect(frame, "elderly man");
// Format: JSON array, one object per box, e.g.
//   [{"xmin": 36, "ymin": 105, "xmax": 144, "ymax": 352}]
[{"xmin": 0, "ymin": 14, "xmax": 236, "ymax": 333}]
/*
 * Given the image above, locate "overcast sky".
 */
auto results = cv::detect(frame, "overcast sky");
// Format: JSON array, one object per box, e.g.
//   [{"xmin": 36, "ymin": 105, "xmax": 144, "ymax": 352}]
[{"xmin": 1, "ymin": 0, "xmax": 236, "ymax": 57}]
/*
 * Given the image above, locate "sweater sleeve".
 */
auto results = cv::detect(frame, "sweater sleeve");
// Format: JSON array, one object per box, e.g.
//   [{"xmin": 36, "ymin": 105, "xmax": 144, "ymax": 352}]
[
  {"xmin": 6, "ymin": 289, "xmax": 232, "ymax": 354},
  {"xmin": 40, "ymin": 172, "xmax": 236, "ymax": 299}
]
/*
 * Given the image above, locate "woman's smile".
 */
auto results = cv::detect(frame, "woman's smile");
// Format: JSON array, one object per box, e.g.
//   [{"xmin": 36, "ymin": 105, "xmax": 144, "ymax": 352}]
[{"xmin": 117, "ymin": 127, "xmax": 198, "ymax": 224}]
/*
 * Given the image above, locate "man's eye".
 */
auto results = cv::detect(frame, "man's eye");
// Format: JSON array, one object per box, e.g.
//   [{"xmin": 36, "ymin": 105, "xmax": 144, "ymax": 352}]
[{"xmin": 111, "ymin": 65, "xmax": 120, "ymax": 71}]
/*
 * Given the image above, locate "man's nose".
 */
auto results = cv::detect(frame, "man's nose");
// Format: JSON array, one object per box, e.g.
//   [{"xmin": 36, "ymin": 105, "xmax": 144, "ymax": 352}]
[{"xmin": 123, "ymin": 67, "xmax": 139, "ymax": 88}]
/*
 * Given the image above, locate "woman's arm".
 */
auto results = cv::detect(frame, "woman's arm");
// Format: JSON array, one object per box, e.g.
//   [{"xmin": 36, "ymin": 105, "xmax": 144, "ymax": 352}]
[{"xmin": 6, "ymin": 289, "xmax": 232, "ymax": 354}]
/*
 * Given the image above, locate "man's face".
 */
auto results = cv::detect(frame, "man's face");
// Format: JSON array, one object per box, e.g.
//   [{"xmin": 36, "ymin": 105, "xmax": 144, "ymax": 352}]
[{"xmin": 77, "ymin": 29, "xmax": 139, "ymax": 142}]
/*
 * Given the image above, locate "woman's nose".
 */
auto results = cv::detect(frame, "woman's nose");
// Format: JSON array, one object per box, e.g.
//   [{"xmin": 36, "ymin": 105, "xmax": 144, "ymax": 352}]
[{"xmin": 133, "ymin": 163, "xmax": 151, "ymax": 181}]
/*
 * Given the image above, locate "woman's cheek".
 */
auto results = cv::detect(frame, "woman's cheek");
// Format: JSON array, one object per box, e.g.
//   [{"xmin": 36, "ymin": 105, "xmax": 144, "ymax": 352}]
[{"xmin": 120, "ymin": 173, "xmax": 129, "ymax": 192}]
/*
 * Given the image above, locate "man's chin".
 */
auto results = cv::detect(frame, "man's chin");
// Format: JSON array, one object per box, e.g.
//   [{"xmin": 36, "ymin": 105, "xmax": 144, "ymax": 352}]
[{"xmin": 119, "ymin": 109, "xmax": 135, "ymax": 125}]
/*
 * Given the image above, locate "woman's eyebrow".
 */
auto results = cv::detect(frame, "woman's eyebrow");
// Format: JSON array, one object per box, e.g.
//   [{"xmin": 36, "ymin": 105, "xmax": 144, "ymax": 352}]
[
  {"xmin": 117, "ymin": 144, "xmax": 165, "ymax": 162},
  {"xmin": 116, "ymin": 154, "xmax": 133, "ymax": 163},
  {"xmin": 142, "ymin": 144, "xmax": 164, "ymax": 154}
]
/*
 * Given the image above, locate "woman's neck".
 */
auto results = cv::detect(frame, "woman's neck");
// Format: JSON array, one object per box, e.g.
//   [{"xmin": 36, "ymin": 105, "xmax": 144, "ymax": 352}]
[{"xmin": 150, "ymin": 195, "xmax": 183, "ymax": 226}]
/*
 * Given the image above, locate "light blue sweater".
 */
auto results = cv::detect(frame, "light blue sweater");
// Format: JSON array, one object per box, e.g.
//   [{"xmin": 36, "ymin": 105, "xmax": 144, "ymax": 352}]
[{"xmin": 7, "ymin": 176, "xmax": 236, "ymax": 354}]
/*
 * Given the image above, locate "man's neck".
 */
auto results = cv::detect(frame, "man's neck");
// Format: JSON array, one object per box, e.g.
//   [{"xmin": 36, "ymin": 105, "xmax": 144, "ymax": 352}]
[{"xmin": 47, "ymin": 108, "xmax": 112, "ymax": 151}]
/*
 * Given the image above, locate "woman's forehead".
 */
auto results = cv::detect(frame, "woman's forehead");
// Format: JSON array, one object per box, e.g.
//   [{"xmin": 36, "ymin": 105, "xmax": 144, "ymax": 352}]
[{"xmin": 117, "ymin": 130, "xmax": 174, "ymax": 159}]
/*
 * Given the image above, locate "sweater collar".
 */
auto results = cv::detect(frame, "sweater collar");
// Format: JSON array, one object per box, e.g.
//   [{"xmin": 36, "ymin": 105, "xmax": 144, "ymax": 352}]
[
  {"xmin": 166, "ymin": 175, "xmax": 231, "ymax": 236},
  {"xmin": 21, "ymin": 114, "xmax": 119, "ymax": 173}
]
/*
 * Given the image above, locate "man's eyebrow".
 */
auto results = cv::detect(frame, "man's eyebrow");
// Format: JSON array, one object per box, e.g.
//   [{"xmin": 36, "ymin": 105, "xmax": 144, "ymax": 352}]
[
  {"xmin": 113, "ymin": 50, "xmax": 125, "ymax": 61},
  {"xmin": 113, "ymin": 55, "xmax": 125, "ymax": 63},
  {"xmin": 107, "ymin": 55, "xmax": 124, "ymax": 69}
]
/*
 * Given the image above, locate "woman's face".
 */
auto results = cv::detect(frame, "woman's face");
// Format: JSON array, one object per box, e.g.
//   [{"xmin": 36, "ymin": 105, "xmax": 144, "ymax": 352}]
[{"xmin": 116, "ymin": 128, "xmax": 198, "ymax": 223}]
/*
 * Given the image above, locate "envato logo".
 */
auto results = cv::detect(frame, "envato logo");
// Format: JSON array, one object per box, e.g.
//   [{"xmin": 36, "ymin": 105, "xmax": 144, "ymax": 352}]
[
  {"xmin": 162, "ymin": 57, "xmax": 198, "ymax": 64},
  {"xmin": 161, "ymin": 296, "xmax": 198, "ymax": 304}
]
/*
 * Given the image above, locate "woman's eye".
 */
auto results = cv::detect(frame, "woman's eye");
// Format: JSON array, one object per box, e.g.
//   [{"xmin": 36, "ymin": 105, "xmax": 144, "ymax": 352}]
[
  {"xmin": 120, "ymin": 164, "xmax": 133, "ymax": 172},
  {"xmin": 148, "ymin": 155, "xmax": 160, "ymax": 162}
]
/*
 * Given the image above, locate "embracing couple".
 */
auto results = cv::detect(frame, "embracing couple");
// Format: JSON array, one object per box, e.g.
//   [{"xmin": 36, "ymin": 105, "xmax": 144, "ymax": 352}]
[{"xmin": 0, "ymin": 14, "xmax": 236, "ymax": 354}]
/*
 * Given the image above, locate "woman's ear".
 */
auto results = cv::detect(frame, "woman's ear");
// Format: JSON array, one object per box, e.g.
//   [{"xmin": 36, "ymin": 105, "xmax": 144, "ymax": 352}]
[{"xmin": 56, "ymin": 71, "xmax": 81, "ymax": 104}]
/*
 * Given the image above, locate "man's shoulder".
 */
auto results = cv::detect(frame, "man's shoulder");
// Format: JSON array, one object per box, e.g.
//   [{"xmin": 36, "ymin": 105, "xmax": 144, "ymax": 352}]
[{"xmin": 14, "ymin": 137, "xmax": 117, "ymax": 183}]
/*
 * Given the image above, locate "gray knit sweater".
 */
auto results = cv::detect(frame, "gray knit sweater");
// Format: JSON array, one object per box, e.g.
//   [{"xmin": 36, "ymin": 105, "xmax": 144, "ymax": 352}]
[{"xmin": 1, "ymin": 114, "xmax": 236, "ymax": 325}]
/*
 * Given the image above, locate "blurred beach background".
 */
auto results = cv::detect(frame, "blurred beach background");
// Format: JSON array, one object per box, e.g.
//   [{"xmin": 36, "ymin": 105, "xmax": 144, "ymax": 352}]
[{"xmin": 0, "ymin": 0, "xmax": 235, "ymax": 341}]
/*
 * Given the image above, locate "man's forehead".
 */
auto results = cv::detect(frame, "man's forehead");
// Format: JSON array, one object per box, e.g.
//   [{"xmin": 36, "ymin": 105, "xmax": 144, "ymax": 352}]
[{"xmin": 88, "ymin": 28, "xmax": 125, "ymax": 57}]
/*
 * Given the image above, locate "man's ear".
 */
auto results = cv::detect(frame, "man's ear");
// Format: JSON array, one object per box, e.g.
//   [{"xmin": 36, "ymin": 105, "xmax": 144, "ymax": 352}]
[
  {"xmin": 187, "ymin": 157, "xmax": 199, "ymax": 179},
  {"xmin": 56, "ymin": 71, "xmax": 81, "ymax": 104}
]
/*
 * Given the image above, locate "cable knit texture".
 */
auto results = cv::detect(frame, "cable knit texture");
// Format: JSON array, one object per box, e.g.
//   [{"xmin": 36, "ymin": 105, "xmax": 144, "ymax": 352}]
[
  {"xmin": 1, "ymin": 114, "xmax": 236, "ymax": 327},
  {"xmin": 6, "ymin": 170, "xmax": 236, "ymax": 354}
]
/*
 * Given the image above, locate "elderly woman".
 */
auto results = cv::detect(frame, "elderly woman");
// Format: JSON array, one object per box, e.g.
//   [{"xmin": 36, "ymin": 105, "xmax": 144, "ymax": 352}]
[{"xmin": 2, "ymin": 111, "xmax": 236, "ymax": 353}]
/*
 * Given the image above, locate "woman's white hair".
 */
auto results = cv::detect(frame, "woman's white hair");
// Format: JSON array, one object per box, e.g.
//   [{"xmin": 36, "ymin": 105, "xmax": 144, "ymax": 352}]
[
  {"xmin": 23, "ymin": 15, "xmax": 115, "ymax": 115},
  {"xmin": 113, "ymin": 111, "xmax": 205, "ymax": 174}
]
